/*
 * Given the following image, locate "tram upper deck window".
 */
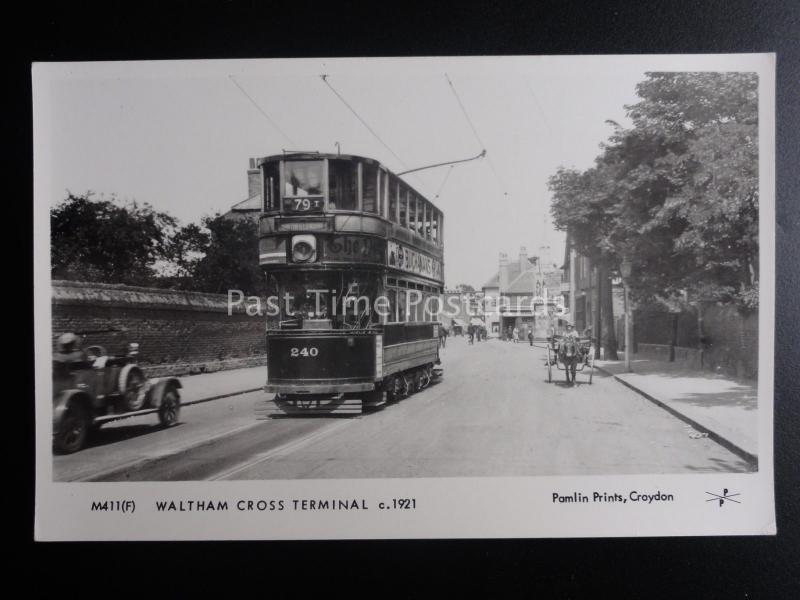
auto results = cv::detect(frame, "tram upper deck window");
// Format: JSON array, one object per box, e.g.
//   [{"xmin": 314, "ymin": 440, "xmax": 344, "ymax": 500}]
[
  {"xmin": 399, "ymin": 184, "xmax": 408, "ymax": 227},
  {"xmin": 283, "ymin": 160, "xmax": 324, "ymax": 213},
  {"xmin": 263, "ymin": 161, "xmax": 280, "ymax": 212},
  {"xmin": 328, "ymin": 159, "xmax": 357, "ymax": 211},
  {"xmin": 408, "ymin": 192, "xmax": 417, "ymax": 233},
  {"xmin": 431, "ymin": 209, "xmax": 439, "ymax": 244},
  {"xmin": 378, "ymin": 169, "xmax": 387, "ymax": 218},
  {"xmin": 388, "ymin": 175, "xmax": 398, "ymax": 223},
  {"xmin": 362, "ymin": 162, "xmax": 378, "ymax": 214}
]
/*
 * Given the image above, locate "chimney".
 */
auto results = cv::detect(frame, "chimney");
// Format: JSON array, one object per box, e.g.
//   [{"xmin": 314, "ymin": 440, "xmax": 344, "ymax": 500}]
[
  {"xmin": 247, "ymin": 158, "xmax": 262, "ymax": 200},
  {"xmin": 499, "ymin": 253, "xmax": 510, "ymax": 291},
  {"xmin": 519, "ymin": 246, "xmax": 529, "ymax": 271}
]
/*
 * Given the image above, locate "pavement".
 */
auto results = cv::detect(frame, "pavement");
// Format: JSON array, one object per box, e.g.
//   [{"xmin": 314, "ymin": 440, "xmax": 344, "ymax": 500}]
[
  {"xmin": 594, "ymin": 353, "xmax": 758, "ymax": 465},
  {"xmin": 167, "ymin": 365, "xmax": 267, "ymax": 406}
]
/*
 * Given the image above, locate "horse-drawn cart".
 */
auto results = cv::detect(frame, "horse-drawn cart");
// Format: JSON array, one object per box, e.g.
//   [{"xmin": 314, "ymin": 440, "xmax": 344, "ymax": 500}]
[{"xmin": 545, "ymin": 335, "xmax": 595, "ymax": 385}]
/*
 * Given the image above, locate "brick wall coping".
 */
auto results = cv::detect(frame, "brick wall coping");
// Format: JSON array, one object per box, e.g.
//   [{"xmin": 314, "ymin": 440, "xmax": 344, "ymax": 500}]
[{"xmin": 52, "ymin": 280, "xmax": 251, "ymax": 314}]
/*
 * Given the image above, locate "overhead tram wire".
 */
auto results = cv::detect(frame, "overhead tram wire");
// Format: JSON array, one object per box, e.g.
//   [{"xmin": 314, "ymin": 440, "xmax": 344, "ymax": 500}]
[
  {"xmin": 319, "ymin": 74, "xmax": 433, "ymax": 197},
  {"xmin": 444, "ymin": 73, "xmax": 509, "ymax": 197},
  {"xmin": 228, "ymin": 75, "xmax": 297, "ymax": 148}
]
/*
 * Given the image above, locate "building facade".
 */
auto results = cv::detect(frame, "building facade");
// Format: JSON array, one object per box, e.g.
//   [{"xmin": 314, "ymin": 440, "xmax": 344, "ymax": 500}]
[
  {"xmin": 442, "ymin": 289, "xmax": 485, "ymax": 334},
  {"xmin": 481, "ymin": 246, "xmax": 565, "ymax": 339},
  {"xmin": 223, "ymin": 158, "xmax": 263, "ymax": 222},
  {"xmin": 561, "ymin": 234, "xmax": 625, "ymax": 345}
]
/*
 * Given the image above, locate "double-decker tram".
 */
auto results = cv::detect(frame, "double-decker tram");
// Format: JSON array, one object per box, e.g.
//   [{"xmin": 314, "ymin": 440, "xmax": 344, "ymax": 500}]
[{"xmin": 256, "ymin": 153, "xmax": 445, "ymax": 415}]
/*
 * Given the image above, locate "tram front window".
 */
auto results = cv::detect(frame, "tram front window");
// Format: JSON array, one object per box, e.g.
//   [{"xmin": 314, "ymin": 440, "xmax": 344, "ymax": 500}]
[
  {"xmin": 283, "ymin": 160, "xmax": 324, "ymax": 212},
  {"xmin": 274, "ymin": 271, "xmax": 381, "ymax": 329}
]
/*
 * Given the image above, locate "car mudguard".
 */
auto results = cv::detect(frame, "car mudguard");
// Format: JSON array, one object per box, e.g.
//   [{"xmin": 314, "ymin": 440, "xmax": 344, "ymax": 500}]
[
  {"xmin": 53, "ymin": 390, "xmax": 93, "ymax": 434},
  {"xmin": 146, "ymin": 377, "xmax": 182, "ymax": 408},
  {"xmin": 117, "ymin": 363, "xmax": 145, "ymax": 394}
]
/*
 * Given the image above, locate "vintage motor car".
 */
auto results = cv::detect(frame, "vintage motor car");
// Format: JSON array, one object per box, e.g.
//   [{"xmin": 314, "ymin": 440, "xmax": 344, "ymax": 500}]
[{"xmin": 52, "ymin": 341, "xmax": 182, "ymax": 454}]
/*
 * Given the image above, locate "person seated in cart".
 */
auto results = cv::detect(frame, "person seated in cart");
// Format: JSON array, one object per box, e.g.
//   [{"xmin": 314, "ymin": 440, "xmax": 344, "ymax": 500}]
[{"xmin": 563, "ymin": 322, "xmax": 580, "ymax": 341}]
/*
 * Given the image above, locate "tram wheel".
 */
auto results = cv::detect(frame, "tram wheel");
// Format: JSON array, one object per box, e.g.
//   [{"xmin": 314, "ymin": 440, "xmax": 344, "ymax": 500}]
[
  {"xmin": 414, "ymin": 370, "xmax": 425, "ymax": 391},
  {"xmin": 422, "ymin": 367, "xmax": 432, "ymax": 388},
  {"xmin": 391, "ymin": 375, "xmax": 410, "ymax": 400}
]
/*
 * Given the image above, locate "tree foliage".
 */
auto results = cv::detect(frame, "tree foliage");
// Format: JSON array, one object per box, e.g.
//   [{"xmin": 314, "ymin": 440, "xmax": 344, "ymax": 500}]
[
  {"xmin": 186, "ymin": 215, "xmax": 266, "ymax": 295},
  {"xmin": 51, "ymin": 193, "xmax": 177, "ymax": 284},
  {"xmin": 51, "ymin": 194, "xmax": 266, "ymax": 295},
  {"xmin": 550, "ymin": 72, "xmax": 758, "ymax": 313}
]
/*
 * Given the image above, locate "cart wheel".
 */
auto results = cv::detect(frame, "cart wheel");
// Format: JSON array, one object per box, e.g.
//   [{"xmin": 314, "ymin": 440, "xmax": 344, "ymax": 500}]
[
  {"xmin": 546, "ymin": 347, "xmax": 552, "ymax": 382},
  {"xmin": 158, "ymin": 387, "xmax": 181, "ymax": 427}
]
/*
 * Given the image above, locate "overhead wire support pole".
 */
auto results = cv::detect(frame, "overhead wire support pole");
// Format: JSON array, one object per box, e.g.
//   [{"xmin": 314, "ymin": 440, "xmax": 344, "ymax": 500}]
[{"xmin": 397, "ymin": 149, "xmax": 486, "ymax": 176}]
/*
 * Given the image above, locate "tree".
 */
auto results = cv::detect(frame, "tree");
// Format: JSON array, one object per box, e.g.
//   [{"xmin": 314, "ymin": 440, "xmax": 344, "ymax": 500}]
[
  {"xmin": 51, "ymin": 193, "xmax": 177, "ymax": 284},
  {"xmin": 617, "ymin": 72, "xmax": 758, "ymax": 311},
  {"xmin": 549, "ymin": 168, "xmax": 619, "ymax": 359},
  {"xmin": 455, "ymin": 283, "xmax": 475, "ymax": 293},
  {"xmin": 187, "ymin": 214, "xmax": 266, "ymax": 295},
  {"xmin": 550, "ymin": 72, "xmax": 758, "ymax": 319}
]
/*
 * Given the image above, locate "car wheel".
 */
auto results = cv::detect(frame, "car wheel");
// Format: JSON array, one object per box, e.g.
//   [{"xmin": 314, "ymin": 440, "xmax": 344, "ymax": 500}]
[
  {"xmin": 158, "ymin": 388, "xmax": 181, "ymax": 427},
  {"xmin": 54, "ymin": 402, "xmax": 91, "ymax": 454}
]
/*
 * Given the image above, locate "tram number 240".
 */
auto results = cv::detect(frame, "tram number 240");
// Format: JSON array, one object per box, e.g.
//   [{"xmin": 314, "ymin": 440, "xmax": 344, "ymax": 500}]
[{"xmin": 290, "ymin": 347, "xmax": 319, "ymax": 358}]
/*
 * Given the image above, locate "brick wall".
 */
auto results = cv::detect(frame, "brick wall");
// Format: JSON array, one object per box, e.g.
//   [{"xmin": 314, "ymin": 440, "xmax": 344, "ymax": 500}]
[
  {"xmin": 51, "ymin": 280, "xmax": 267, "ymax": 376},
  {"xmin": 630, "ymin": 304, "xmax": 758, "ymax": 380},
  {"xmin": 701, "ymin": 303, "xmax": 758, "ymax": 380}
]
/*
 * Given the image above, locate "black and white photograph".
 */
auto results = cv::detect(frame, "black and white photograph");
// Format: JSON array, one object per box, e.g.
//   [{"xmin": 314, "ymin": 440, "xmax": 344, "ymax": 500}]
[{"xmin": 33, "ymin": 54, "xmax": 775, "ymax": 540}]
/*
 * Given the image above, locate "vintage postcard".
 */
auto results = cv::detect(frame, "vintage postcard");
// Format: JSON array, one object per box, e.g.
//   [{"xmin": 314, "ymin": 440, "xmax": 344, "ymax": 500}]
[{"xmin": 34, "ymin": 54, "xmax": 775, "ymax": 540}]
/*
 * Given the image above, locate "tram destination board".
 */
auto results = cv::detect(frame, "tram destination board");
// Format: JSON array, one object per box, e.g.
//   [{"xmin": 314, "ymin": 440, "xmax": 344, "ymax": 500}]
[{"xmin": 322, "ymin": 235, "xmax": 385, "ymax": 264}]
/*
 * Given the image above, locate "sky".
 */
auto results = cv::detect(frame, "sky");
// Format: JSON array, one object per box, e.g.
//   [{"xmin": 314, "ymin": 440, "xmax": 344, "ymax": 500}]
[{"xmin": 36, "ymin": 56, "xmax": 657, "ymax": 288}]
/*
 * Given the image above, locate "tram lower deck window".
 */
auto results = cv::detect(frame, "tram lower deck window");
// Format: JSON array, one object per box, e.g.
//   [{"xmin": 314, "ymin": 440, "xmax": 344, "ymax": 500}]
[{"xmin": 272, "ymin": 270, "xmax": 382, "ymax": 329}]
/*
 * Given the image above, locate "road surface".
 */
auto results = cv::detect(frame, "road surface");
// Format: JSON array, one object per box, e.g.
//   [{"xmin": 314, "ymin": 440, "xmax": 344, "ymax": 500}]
[{"xmin": 53, "ymin": 335, "xmax": 752, "ymax": 481}]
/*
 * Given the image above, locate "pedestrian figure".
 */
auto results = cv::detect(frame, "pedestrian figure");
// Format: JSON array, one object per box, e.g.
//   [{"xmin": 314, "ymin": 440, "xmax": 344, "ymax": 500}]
[
  {"xmin": 468, "ymin": 324, "xmax": 475, "ymax": 345},
  {"xmin": 513, "ymin": 326, "xmax": 519, "ymax": 343},
  {"xmin": 528, "ymin": 329, "xmax": 534, "ymax": 346},
  {"xmin": 439, "ymin": 323, "xmax": 448, "ymax": 348}
]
